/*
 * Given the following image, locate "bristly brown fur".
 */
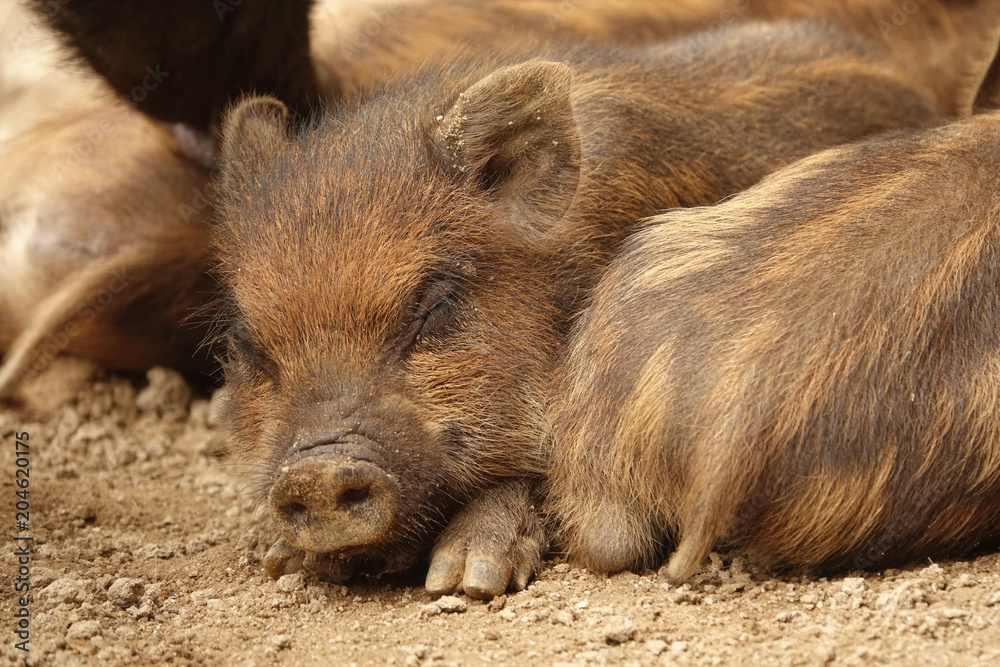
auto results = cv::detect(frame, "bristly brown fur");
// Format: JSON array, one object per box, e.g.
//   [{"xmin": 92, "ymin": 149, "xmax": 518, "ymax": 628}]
[
  {"xmin": 7, "ymin": 0, "xmax": 999, "ymax": 397},
  {"xmin": 317, "ymin": 0, "xmax": 1000, "ymax": 116},
  {"xmin": 548, "ymin": 111, "xmax": 1000, "ymax": 582},
  {"xmin": 214, "ymin": 19, "xmax": 952, "ymax": 580},
  {"xmin": 35, "ymin": 0, "xmax": 999, "ymax": 130}
]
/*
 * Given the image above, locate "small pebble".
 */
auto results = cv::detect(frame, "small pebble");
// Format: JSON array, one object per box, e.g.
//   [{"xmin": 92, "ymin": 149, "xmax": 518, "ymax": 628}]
[
  {"xmin": 646, "ymin": 639, "xmax": 668, "ymax": 656},
  {"xmin": 435, "ymin": 595, "xmax": 468, "ymax": 613},
  {"xmin": 551, "ymin": 610, "xmax": 574, "ymax": 626},
  {"xmin": 420, "ymin": 604, "xmax": 442, "ymax": 617},
  {"xmin": 670, "ymin": 641, "xmax": 690, "ymax": 654},
  {"xmin": 107, "ymin": 578, "xmax": 145, "ymax": 607},
  {"xmin": 66, "ymin": 620, "xmax": 102, "ymax": 640},
  {"xmin": 270, "ymin": 635, "xmax": 292, "ymax": 649},
  {"xmin": 42, "ymin": 578, "xmax": 88, "ymax": 607},
  {"xmin": 276, "ymin": 573, "xmax": 306, "ymax": 593},
  {"xmin": 136, "ymin": 367, "xmax": 192, "ymax": 418},
  {"xmin": 841, "ymin": 577, "xmax": 867, "ymax": 595},
  {"xmin": 603, "ymin": 616, "xmax": 637, "ymax": 644}
]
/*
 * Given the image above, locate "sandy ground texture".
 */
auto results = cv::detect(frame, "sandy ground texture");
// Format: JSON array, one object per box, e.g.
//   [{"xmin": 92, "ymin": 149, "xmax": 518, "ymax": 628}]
[{"xmin": 0, "ymin": 359, "xmax": 998, "ymax": 667}]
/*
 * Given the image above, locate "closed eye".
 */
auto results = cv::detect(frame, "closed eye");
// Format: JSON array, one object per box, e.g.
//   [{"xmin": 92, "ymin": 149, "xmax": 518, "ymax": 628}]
[
  {"xmin": 229, "ymin": 325, "xmax": 280, "ymax": 383},
  {"xmin": 415, "ymin": 288, "xmax": 457, "ymax": 338},
  {"xmin": 392, "ymin": 280, "xmax": 461, "ymax": 357}
]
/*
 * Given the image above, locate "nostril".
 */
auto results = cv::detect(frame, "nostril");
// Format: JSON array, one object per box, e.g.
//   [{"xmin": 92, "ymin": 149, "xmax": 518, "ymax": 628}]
[
  {"xmin": 268, "ymin": 457, "xmax": 399, "ymax": 553},
  {"xmin": 337, "ymin": 486, "xmax": 373, "ymax": 510},
  {"xmin": 274, "ymin": 499, "xmax": 311, "ymax": 528},
  {"xmin": 286, "ymin": 502, "xmax": 309, "ymax": 525}
]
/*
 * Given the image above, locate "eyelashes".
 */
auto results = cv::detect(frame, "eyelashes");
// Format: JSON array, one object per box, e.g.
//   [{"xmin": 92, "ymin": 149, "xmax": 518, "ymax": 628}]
[
  {"xmin": 416, "ymin": 284, "xmax": 459, "ymax": 339},
  {"xmin": 228, "ymin": 324, "xmax": 280, "ymax": 383},
  {"xmin": 395, "ymin": 280, "xmax": 463, "ymax": 356},
  {"xmin": 227, "ymin": 279, "xmax": 465, "ymax": 373}
]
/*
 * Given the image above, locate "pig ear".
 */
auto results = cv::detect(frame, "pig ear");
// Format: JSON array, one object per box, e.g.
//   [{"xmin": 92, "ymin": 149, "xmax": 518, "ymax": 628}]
[
  {"xmin": 436, "ymin": 60, "xmax": 581, "ymax": 225},
  {"xmin": 219, "ymin": 96, "xmax": 290, "ymax": 191}
]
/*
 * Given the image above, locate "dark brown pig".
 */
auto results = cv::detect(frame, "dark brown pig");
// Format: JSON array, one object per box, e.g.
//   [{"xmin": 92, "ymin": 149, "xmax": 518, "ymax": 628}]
[
  {"xmin": 0, "ymin": 0, "xmax": 716, "ymax": 401},
  {"xmin": 548, "ymin": 111, "xmax": 1000, "ymax": 582},
  {"xmin": 1, "ymin": 0, "xmax": 742, "ymax": 396},
  {"xmin": 213, "ymin": 19, "xmax": 957, "ymax": 598},
  {"xmin": 29, "ymin": 0, "xmax": 320, "ymax": 134},
  {"xmin": 37, "ymin": 1, "xmax": 1000, "ymax": 122}
]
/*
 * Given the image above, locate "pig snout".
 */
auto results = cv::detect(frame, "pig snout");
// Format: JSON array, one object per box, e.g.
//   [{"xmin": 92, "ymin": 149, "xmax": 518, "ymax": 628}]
[{"xmin": 268, "ymin": 441, "xmax": 400, "ymax": 555}]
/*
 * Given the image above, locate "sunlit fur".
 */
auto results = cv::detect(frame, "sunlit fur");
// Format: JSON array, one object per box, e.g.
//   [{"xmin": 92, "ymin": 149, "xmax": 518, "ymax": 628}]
[
  {"xmin": 214, "ymin": 19, "xmax": 950, "ymax": 575},
  {"xmin": 6, "ymin": 0, "xmax": 998, "ymax": 395},
  {"xmin": 314, "ymin": 0, "xmax": 1000, "ymax": 116},
  {"xmin": 549, "ymin": 112, "xmax": 1000, "ymax": 582},
  {"xmin": 0, "ymin": 101, "xmax": 217, "ymax": 396}
]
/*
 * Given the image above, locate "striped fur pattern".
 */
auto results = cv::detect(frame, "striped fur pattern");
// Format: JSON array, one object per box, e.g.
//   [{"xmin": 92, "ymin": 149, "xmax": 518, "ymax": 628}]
[
  {"xmin": 549, "ymin": 111, "xmax": 1000, "ymax": 581},
  {"xmin": 215, "ymin": 20, "xmax": 947, "ymax": 585}
]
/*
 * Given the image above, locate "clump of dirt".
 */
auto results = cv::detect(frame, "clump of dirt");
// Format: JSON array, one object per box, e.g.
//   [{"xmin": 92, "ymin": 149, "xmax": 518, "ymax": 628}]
[{"xmin": 2, "ymin": 360, "xmax": 999, "ymax": 666}]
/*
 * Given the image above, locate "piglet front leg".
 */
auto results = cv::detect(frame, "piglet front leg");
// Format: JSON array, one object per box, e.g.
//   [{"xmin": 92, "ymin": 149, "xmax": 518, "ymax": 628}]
[{"xmin": 425, "ymin": 479, "xmax": 546, "ymax": 600}]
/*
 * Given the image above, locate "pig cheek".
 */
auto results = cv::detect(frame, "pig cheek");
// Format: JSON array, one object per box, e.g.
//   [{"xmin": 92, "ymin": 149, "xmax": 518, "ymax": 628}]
[
  {"xmin": 224, "ymin": 362, "xmax": 287, "ymax": 469},
  {"xmin": 411, "ymin": 399, "xmax": 449, "ymax": 444}
]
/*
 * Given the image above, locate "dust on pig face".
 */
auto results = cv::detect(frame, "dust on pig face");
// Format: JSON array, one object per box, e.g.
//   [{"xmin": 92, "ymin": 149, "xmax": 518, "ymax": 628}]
[
  {"xmin": 214, "ymin": 20, "xmax": 947, "ymax": 591},
  {"xmin": 214, "ymin": 90, "xmax": 562, "ymax": 577}
]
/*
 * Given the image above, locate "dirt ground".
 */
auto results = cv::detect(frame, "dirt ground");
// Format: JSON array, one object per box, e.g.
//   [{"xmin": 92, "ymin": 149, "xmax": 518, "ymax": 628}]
[{"xmin": 0, "ymin": 359, "xmax": 997, "ymax": 667}]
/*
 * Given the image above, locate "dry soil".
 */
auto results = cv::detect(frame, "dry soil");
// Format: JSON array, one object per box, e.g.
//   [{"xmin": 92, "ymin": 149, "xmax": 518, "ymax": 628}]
[{"xmin": 1, "ymin": 359, "xmax": 999, "ymax": 666}]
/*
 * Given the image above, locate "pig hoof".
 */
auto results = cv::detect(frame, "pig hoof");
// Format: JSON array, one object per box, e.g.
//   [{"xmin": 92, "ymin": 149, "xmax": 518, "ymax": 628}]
[
  {"xmin": 464, "ymin": 558, "xmax": 510, "ymax": 600},
  {"xmin": 425, "ymin": 481, "xmax": 546, "ymax": 600},
  {"xmin": 427, "ymin": 530, "xmax": 543, "ymax": 600},
  {"xmin": 426, "ymin": 543, "xmax": 520, "ymax": 600},
  {"xmin": 425, "ymin": 553, "xmax": 464, "ymax": 595},
  {"xmin": 264, "ymin": 538, "xmax": 305, "ymax": 579}
]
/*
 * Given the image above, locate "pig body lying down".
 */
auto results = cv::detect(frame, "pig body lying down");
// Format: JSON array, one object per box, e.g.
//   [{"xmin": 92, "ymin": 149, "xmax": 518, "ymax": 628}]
[
  {"xmin": 0, "ymin": 103, "xmax": 217, "ymax": 388},
  {"xmin": 213, "ymin": 19, "xmax": 947, "ymax": 598},
  {"xmin": 550, "ymin": 111, "xmax": 1000, "ymax": 582}
]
